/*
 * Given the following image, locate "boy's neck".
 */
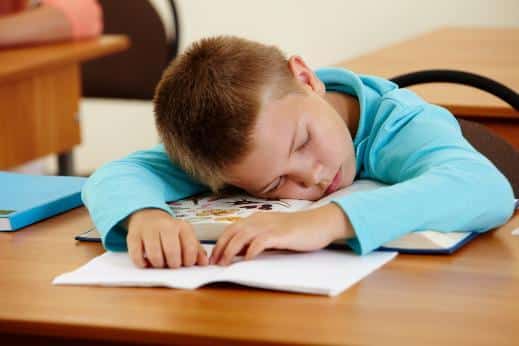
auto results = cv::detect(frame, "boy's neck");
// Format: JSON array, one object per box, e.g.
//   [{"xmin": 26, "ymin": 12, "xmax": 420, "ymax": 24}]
[{"xmin": 323, "ymin": 92, "xmax": 360, "ymax": 139}]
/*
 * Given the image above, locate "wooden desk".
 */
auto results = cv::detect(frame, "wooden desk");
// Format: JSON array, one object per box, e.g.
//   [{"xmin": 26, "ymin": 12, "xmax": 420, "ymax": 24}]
[
  {"xmin": 0, "ymin": 208, "xmax": 518, "ymax": 345},
  {"xmin": 338, "ymin": 27, "xmax": 519, "ymax": 149},
  {"xmin": 0, "ymin": 35, "xmax": 129, "ymax": 174}
]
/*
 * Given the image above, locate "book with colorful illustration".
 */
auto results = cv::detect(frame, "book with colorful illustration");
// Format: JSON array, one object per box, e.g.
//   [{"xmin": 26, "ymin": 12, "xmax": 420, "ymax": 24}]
[{"xmin": 76, "ymin": 179, "xmax": 484, "ymax": 254}]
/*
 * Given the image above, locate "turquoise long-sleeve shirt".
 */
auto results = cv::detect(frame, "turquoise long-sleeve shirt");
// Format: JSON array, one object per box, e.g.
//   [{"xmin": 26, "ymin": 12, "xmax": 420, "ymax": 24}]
[{"xmin": 82, "ymin": 67, "xmax": 515, "ymax": 255}]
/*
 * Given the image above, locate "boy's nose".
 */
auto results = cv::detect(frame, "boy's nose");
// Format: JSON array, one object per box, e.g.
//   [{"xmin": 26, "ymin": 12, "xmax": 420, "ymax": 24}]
[{"xmin": 297, "ymin": 162, "xmax": 324, "ymax": 189}]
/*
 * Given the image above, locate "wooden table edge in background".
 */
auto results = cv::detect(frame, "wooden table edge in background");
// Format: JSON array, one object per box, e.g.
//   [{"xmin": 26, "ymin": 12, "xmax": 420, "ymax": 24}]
[
  {"xmin": 337, "ymin": 26, "xmax": 519, "ymax": 150},
  {"xmin": 0, "ymin": 35, "xmax": 130, "ymax": 83},
  {"xmin": 0, "ymin": 35, "xmax": 130, "ymax": 173}
]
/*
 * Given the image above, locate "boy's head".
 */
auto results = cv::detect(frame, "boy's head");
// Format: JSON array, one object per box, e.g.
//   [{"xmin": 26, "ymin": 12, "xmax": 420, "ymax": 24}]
[{"xmin": 154, "ymin": 36, "xmax": 357, "ymax": 201}]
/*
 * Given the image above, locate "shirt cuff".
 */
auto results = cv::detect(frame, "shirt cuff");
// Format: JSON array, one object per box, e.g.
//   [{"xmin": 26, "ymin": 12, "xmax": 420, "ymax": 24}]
[
  {"xmin": 101, "ymin": 204, "xmax": 174, "ymax": 252},
  {"xmin": 331, "ymin": 200, "xmax": 376, "ymax": 255}
]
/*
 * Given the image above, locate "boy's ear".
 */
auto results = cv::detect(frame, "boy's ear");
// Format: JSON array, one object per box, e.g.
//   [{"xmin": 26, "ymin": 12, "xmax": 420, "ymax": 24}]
[{"xmin": 287, "ymin": 55, "xmax": 325, "ymax": 96}]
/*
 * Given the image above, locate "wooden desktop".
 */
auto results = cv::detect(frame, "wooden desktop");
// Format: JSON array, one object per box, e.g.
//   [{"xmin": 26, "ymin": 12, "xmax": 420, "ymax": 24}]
[{"xmin": 0, "ymin": 207, "xmax": 518, "ymax": 345}]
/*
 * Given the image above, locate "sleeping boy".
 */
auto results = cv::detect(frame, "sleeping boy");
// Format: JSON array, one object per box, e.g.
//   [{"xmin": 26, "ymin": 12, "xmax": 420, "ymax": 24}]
[{"xmin": 82, "ymin": 36, "xmax": 515, "ymax": 268}]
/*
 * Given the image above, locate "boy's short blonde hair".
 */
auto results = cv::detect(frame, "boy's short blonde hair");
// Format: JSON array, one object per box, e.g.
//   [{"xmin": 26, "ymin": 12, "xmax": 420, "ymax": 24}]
[{"xmin": 154, "ymin": 36, "xmax": 301, "ymax": 192}]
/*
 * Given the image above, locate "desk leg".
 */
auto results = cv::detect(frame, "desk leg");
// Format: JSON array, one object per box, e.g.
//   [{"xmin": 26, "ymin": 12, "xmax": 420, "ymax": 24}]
[{"xmin": 57, "ymin": 152, "xmax": 75, "ymax": 176}]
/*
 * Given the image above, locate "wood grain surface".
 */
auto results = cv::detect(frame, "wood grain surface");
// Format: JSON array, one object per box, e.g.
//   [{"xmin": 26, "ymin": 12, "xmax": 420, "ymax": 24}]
[{"xmin": 0, "ymin": 207, "xmax": 517, "ymax": 346}]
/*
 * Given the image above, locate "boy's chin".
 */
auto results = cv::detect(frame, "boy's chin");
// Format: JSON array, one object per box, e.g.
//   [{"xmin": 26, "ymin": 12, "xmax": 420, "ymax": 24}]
[{"xmin": 342, "ymin": 167, "xmax": 357, "ymax": 189}]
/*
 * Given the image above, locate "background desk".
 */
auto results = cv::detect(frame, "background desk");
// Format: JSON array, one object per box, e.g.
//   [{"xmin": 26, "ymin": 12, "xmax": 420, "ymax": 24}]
[
  {"xmin": 0, "ymin": 208, "xmax": 518, "ymax": 346},
  {"xmin": 0, "ymin": 35, "xmax": 129, "ymax": 175},
  {"xmin": 338, "ymin": 27, "xmax": 519, "ymax": 150}
]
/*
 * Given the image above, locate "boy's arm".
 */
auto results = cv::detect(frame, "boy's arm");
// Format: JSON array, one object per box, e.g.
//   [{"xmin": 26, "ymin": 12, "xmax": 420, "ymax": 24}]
[
  {"xmin": 81, "ymin": 144, "xmax": 209, "ymax": 251},
  {"xmin": 333, "ymin": 98, "xmax": 515, "ymax": 255}
]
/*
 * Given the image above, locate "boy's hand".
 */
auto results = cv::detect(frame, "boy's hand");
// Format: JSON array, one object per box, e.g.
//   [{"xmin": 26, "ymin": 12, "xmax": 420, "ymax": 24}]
[
  {"xmin": 126, "ymin": 209, "xmax": 209, "ymax": 269},
  {"xmin": 209, "ymin": 204, "xmax": 355, "ymax": 266}
]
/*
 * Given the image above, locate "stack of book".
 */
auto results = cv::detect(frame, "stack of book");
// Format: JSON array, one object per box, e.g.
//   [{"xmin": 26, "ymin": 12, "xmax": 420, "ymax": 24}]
[{"xmin": 0, "ymin": 172, "xmax": 86, "ymax": 231}]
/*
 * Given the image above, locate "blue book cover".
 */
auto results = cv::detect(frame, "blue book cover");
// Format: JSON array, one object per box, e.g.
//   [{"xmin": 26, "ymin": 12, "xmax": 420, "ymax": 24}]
[
  {"xmin": 377, "ymin": 232, "xmax": 480, "ymax": 254},
  {"xmin": 0, "ymin": 172, "xmax": 86, "ymax": 231}
]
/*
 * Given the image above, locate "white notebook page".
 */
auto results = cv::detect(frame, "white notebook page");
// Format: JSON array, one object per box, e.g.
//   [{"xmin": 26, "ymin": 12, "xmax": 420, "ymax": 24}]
[{"xmin": 54, "ymin": 244, "xmax": 397, "ymax": 296}]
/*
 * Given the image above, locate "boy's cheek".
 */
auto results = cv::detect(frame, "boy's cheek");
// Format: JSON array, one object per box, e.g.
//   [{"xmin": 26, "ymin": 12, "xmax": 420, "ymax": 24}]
[{"xmin": 340, "ymin": 157, "xmax": 357, "ymax": 188}]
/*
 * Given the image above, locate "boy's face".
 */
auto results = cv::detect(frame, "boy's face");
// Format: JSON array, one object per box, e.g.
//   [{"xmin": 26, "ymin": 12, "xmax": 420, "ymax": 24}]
[{"xmin": 225, "ymin": 76, "xmax": 357, "ymax": 201}]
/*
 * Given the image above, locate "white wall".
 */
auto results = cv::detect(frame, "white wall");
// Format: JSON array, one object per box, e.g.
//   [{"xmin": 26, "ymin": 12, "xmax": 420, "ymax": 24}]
[
  {"xmin": 45, "ymin": 0, "xmax": 519, "ymax": 175},
  {"xmin": 176, "ymin": 0, "xmax": 519, "ymax": 67}
]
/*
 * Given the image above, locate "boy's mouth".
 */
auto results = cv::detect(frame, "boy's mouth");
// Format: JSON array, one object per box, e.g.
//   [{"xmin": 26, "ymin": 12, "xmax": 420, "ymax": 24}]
[{"xmin": 324, "ymin": 168, "xmax": 342, "ymax": 195}]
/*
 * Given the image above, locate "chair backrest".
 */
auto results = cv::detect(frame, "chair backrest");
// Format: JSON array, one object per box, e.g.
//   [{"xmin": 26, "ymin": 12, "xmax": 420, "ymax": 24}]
[
  {"xmin": 81, "ymin": 0, "xmax": 180, "ymax": 99},
  {"xmin": 390, "ymin": 69, "xmax": 519, "ymax": 110},
  {"xmin": 390, "ymin": 69, "xmax": 519, "ymax": 196},
  {"xmin": 458, "ymin": 119, "xmax": 519, "ymax": 196}
]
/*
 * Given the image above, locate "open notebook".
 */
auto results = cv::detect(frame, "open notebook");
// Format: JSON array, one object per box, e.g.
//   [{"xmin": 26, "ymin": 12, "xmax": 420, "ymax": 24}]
[
  {"xmin": 53, "ymin": 244, "xmax": 397, "ymax": 296},
  {"xmin": 76, "ymin": 180, "xmax": 485, "ymax": 254}
]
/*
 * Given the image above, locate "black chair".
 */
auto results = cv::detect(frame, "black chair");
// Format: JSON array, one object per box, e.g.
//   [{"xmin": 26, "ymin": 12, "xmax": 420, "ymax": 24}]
[
  {"xmin": 390, "ymin": 69, "xmax": 519, "ymax": 196},
  {"xmin": 81, "ymin": 0, "xmax": 180, "ymax": 99}
]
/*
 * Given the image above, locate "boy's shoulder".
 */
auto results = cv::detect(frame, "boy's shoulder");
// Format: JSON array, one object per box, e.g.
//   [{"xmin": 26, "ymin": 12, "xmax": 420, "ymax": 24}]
[
  {"xmin": 356, "ymin": 72, "xmax": 428, "ymax": 111},
  {"xmin": 362, "ymin": 77, "xmax": 457, "ymax": 135},
  {"xmin": 380, "ymin": 86, "xmax": 428, "ymax": 111}
]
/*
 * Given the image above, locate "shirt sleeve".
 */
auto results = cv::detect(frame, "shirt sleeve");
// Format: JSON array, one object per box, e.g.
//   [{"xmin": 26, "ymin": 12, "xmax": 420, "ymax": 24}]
[
  {"xmin": 333, "ymin": 89, "xmax": 515, "ymax": 255},
  {"xmin": 81, "ymin": 144, "xmax": 209, "ymax": 252},
  {"xmin": 41, "ymin": 0, "xmax": 102, "ymax": 39}
]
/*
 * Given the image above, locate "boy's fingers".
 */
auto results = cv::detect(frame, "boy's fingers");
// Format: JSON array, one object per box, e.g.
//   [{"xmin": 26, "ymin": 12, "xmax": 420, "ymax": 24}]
[
  {"xmin": 127, "ymin": 233, "xmax": 147, "ymax": 268},
  {"xmin": 160, "ymin": 229, "xmax": 181, "ymax": 269},
  {"xmin": 245, "ymin": 233, "xmax": 275, "ymax": 261},
  {"xmin": 142, "ymin": 230, "xmax": 165, "ymax": 268},
  {"xmin": 196, "ymin": 244, "xmax": 209, "ymax": 266},
  {"xmin": 179, "ymin": 226, "xmax": 199, "ymax": 267},
  {"xmin": 209, "ymin": 226, "xmax": 240, "ymax": 264},
  {"xmin": 218, "ymin": 229, "xmax": 258, "ymax": 266}
]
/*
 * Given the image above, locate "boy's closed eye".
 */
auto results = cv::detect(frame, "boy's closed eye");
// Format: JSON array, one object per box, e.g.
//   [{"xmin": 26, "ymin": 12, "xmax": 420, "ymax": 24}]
[{"xmin": 266, "ymin": 176, "xmax": 284, "ymax": 194}]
